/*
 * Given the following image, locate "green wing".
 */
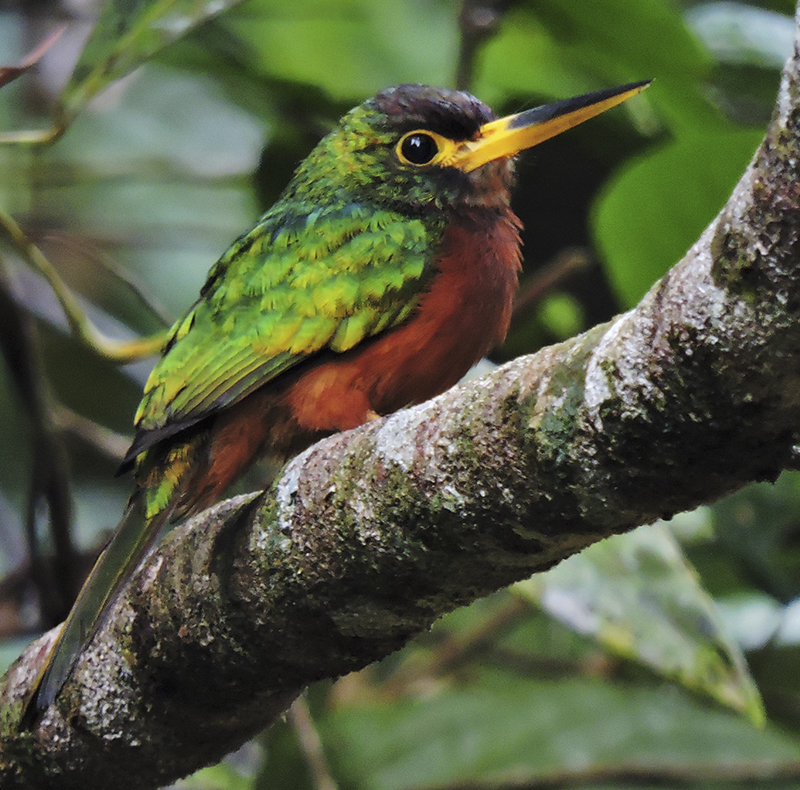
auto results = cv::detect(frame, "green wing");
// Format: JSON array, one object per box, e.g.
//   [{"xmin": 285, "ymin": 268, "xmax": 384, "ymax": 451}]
[{"xmin": 133, "ymin": 201, "xmax": 439, "ymax": 445}]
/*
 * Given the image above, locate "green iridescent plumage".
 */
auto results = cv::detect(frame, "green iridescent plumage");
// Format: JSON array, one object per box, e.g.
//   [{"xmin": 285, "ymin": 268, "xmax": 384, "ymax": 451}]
[{"xmin": 135, "ymin": 204, "xmax": 437, "ymax": 440}]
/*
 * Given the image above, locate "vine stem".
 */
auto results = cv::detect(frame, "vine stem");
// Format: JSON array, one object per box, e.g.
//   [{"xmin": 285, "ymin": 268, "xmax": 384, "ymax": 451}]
[{"xmin": 0, "ymin": 210, "xmax": 168, "ymax": 363}]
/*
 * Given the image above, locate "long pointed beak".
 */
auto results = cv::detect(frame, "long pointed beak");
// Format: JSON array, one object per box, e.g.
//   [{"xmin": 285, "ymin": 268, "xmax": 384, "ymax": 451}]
[{"xmin": 448, "ymin": 80, "xmax": 651, "ymax": 173}]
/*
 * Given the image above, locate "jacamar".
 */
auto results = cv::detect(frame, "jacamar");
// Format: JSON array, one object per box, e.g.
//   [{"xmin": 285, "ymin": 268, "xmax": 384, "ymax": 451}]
[{"xmin": 24, "ymin": 80, "xmax": 649, "ymax": 721}]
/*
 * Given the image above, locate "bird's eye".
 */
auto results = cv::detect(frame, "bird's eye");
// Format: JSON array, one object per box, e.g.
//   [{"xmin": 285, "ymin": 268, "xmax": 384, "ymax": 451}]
[{"xmin": 398, "ymin": 132, "xmax": 439, "ymax": 166}]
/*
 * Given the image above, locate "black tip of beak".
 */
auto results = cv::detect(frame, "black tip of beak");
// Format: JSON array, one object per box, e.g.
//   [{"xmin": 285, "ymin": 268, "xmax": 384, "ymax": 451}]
[{"xmin": 508, "ymin": 79, "xmax": 653, "ymax": 130}]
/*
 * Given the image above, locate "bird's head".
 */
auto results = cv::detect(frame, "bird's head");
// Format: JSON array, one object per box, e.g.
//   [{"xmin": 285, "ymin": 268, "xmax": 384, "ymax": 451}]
[{"xmin": 285, "ymin": 82, "xmax": 649, "ymax": 216}]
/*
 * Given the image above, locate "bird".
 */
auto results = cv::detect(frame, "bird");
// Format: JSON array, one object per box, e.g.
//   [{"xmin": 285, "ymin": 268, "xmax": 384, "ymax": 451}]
[{"xmin": 22, "ymin": 79, "xmax": 649, "ymax": 723}]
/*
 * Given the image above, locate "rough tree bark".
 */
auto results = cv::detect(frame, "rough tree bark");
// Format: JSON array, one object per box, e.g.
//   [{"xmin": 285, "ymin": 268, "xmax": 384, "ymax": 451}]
[{"xmin": 1, "ymin": 7, "xmax": 799, "ymax": 789}]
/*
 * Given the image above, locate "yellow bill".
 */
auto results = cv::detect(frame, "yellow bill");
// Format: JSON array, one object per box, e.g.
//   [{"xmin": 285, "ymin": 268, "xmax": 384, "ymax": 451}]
[{"xmin": 448, "ymin": 80, "xmax": 651, "ymax": 173}]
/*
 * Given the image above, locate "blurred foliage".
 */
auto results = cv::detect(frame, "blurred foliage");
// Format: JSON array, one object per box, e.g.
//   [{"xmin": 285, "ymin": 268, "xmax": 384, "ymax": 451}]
[
  {"xmin": 2, "ymin": 0, "xmax": 800, "ymax": 787},
  {"xmin": 518, "ymin": 524, "xmax": 763, "ymax": 725}
]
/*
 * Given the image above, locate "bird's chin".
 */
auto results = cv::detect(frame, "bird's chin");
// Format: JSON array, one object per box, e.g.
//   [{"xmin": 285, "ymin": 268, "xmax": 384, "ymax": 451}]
[{"xmin": 460, "ymin": 157, "xmax": 516, "ymax": 208}]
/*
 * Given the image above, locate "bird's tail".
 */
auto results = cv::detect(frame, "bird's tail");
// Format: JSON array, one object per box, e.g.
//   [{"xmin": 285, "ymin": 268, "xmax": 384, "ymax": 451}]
[{"xmin": 20, "ymin": 487, "xmax": 178, "ymax": 727}]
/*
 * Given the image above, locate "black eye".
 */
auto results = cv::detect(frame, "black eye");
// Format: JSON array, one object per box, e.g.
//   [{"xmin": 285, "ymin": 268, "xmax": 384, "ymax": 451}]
[{"xmin": 400, "ymin": 132, "xmax": 439, "ymax": 165}]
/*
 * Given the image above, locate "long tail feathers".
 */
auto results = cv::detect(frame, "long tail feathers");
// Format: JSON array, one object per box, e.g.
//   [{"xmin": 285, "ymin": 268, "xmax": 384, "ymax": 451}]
[{"xmin": 20, "ymin": 489, "xmax": 178, "ymax": 727}]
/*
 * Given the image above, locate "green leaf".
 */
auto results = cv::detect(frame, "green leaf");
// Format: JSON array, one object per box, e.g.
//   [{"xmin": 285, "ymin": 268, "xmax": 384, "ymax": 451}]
[
  {"xmin": 538, "ymin": 292, "xmax": 584, "ymax": 341},
  {"xmin": 695, "ymin": 471, "xmax": 800, "ymax": 603},
  {"xmin": 594, "ymin": 128, "xmax": 764, "ymax": 307},
  {"xmin": 210, "ymin": 0, "xmax": 460, "ymax": 101},
  {"xmin": 687, "ymin": 3, "xmax": 795, "ymax": 69},
  {"xmin": 322, "ymin": 677, "xmax": 795, "ymax": 790},
  {"xmin": 61, "ymin": 0, "xmax": 248, "ymax": 118},
  {"xmin": 476, "ymin": 0, "xmax": 724, "ymax": 134},
  {"xmin": 516, "ymin": 525, "xmax": 764, "ymax": 724}
]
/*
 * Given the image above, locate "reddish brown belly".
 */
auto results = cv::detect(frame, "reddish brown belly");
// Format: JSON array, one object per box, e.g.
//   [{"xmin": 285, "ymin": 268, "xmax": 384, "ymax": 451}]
[{"xmin": 286, "ymin": 209, "xmax": 522, "ymax": 431}]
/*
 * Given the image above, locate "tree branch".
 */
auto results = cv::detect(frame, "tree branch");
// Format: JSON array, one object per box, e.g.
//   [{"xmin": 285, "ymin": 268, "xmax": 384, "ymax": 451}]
[{"xmin": 2, "ymin": 7, "xmax": 800, "ymax": 788}]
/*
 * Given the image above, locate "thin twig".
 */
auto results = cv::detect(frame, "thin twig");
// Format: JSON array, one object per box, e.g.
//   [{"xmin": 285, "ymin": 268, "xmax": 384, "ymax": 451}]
[
  {"xmin": 0, "ymin": 125, "xmax": 66, "ymax": 145},
  {"xmin": 511, "ymin": 248, "xmax": 593, "ymax": 320},
  {"xmin": 455, "ymin": 0, "xmax": 511, "ymax": 91},
  {"xmin": 41, "ymin": 232, "xmax": 174, "ymax": 328},
  {"xmin": 383, "ymin": 596, "xmax": 530, "ymax": 696},
  {"xmin": 0, "ymin": 210, "xmax": 168, "ymax": 362},
  {"xmin": 0, "ymin": 23, "xmax": 69, "ymax": 145},
  {"xmin": 0, "ymin": 24, "xmax": 67, "ymax": 90},
  {"xmin": 52, "ymin": 403, "xmax": 131, "ymax": 462},
  {"xmin": 287, "ymin": 697, "xmax": 339, "ymax": 790}
]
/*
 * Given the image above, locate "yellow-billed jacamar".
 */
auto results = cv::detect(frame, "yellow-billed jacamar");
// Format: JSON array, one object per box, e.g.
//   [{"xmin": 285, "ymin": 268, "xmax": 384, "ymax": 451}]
[{"xmin": 23, "ymin": 80, "xmax": 649, "ymax": 722}]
